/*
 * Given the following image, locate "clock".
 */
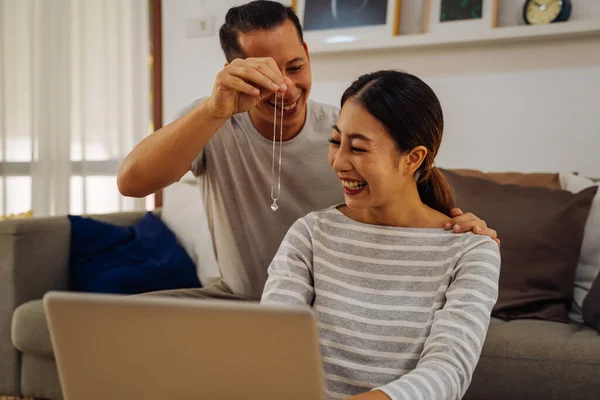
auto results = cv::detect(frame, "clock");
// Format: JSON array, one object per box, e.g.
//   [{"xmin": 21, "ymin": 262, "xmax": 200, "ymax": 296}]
[{"xmin": 523, "ymin": 0, "xmax": 572, "ymax": 25}]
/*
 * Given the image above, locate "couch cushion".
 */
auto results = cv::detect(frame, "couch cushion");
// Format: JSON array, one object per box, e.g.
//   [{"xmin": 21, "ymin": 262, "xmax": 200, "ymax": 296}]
[
  {"xmin": 466, "ymin": 319, "xmax": 600, "ymax": 400},
  {"xmin": 12, "ymin": 299, "xmax": 53, "ymax": 356},
  {"xmin": 441, "ymin": 169, "xmax": 598, "ymax": 323},
  {"xmin": 483, "ymin": 319, "xmax": 600, "ymax": 363}
]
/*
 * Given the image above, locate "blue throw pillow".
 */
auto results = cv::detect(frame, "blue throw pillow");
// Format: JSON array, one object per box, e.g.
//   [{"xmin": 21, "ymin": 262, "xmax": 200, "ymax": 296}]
[{"xmin": 69, "ymin": 212, "xmax": 201, "ymax": 294}]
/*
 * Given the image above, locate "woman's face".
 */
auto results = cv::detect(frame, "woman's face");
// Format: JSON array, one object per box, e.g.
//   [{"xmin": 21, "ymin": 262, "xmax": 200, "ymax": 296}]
[{"xmin": 328, "ymin": 100, "xmax": 417, "ymax": 211}]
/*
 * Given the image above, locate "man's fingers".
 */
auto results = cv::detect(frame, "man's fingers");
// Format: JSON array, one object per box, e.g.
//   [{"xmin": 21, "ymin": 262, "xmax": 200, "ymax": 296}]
[
  {"xmin": 224, "ymin": 75, "xmax": 260, "ymax": 96},
  {"xmin": 447, "ymin": 211, "xmax": 471, "ymax": 227},
  {"xmin": 489, "ymin": 228, "xmax": 498, "ymax": 238},
  {"xmin": 229, "ymin": 65, "xmax": 281, "ymax": 93},
  {"xmin": 450, "ymin": 208, "xmax": 463, "ymax": 217},
  {"xmin": 445, "ymin": 209, "xmax": 468, "ymax": 229},
  {"xmin": 254, "ymin": 62, "xmax": 287, "ymax": 91},
  {"xmin": 449, "ymin": 212, "xmax": 485, "ymax": 226},
  {"xmin": 259, "ymin": 58, "xmax": 288, "ymax": 89},
  {"xmin": 445, "ymin": 209, "xmax": 501, "ymax": 244},
  {"xmin": 451, "ymin": 220, "xmax": 487, "ymax": 233},
  {"xmin": 243, "ymin": 57, "xmax": 288, "ymax": 92},
  {"xmin": 453, "ymin": 223, "xmax": 498, "ymax": 242},
  {"xmin": 224, "ymin": 58, "xmax": 289, "ymax": 98},
  {"xmin": 475, "ymin": 227, "xmax": 498, "ymax": 240}
]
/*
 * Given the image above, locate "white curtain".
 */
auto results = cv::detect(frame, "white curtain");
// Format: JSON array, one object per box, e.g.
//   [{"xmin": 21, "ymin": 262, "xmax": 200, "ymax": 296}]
[{"xmin": 0, "ymin": 0, "xmax": 150, "ymax": 217}]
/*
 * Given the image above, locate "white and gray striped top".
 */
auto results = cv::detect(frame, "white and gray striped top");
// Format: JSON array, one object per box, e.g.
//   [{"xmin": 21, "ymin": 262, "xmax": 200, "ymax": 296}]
[{"xmin": 261, "ymin": 206, "xmax": 501, "ymax": 400}]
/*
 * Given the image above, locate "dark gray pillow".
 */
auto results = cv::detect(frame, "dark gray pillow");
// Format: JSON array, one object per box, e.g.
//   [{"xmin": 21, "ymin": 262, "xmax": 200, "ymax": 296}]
[{"xmin": 441, "ymin": 168, "xmax": 598, "ymax": 323}]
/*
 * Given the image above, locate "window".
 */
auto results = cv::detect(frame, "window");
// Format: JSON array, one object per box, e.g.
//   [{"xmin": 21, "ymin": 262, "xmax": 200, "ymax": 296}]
[{"xmin": 0, "ymin": 0, "xmax": 155, "ymax": 217}]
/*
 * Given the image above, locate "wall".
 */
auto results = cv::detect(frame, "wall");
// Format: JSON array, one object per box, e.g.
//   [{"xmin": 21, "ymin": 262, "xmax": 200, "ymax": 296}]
[{"xmin": 163, "ymin": 0, "xmax": 600, "ymax": 177}]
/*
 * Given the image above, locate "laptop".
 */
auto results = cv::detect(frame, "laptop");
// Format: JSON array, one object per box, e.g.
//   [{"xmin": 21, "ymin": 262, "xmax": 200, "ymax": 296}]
[{"xmin": 43, "ymin": 291, "xmax": 326, "ymax": 400}]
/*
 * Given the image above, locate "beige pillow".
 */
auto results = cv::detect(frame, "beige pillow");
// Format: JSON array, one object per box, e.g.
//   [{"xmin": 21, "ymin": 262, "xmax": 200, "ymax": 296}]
[
  {"xmin": 560, "ymin": 173, "xmax": 600, "ymax": 324},
  {"xmin": 162, "ymin": 172, "xmax": 221, "ymax": 287}
]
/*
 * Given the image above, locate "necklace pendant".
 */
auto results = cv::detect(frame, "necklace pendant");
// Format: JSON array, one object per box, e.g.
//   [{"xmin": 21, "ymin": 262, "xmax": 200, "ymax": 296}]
[{"xmin": 270, "ymin": 93, "xmax": 283, "ymax": 213}]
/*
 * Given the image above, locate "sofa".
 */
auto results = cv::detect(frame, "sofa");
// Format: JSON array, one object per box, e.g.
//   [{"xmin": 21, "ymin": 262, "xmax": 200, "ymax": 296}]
[
  {"xmin": 1, "ymin": 211, "xmax": 149, "ymax": 400},
  {"xmin": 2, "ymin": 171, "xmax": 600, "ymax": 400}
]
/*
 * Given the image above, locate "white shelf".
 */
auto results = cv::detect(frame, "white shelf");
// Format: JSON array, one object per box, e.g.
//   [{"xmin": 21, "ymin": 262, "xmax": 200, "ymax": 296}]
[{"xmin": 307, "ymin": 19, "xmax": 600, "ymax": 55}]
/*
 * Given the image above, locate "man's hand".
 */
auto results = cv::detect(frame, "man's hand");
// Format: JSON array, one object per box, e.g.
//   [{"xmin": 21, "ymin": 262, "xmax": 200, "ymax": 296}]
[
  {"xmin": 205, "ymin": 57, "xmax": 292, "ymax": 120},
  {"xmin": 445, "ymin": 208, "xmax": 501, "ymax": 246},
  {"xmin": 347, "ymin": 390, "xmax": 391, "ymax": 400}
]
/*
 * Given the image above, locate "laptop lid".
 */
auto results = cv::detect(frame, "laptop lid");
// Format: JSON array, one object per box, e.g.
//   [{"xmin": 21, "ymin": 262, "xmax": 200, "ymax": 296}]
[{"xmin": 44, "ymin": 291, "xmax": 326, "ymax": 400}]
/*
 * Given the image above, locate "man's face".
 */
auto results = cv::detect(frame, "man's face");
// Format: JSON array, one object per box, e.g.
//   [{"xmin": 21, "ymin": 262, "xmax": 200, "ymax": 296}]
[{"xmin": 237, "ymin": 19, "xmax": 312, "ymax": 138}]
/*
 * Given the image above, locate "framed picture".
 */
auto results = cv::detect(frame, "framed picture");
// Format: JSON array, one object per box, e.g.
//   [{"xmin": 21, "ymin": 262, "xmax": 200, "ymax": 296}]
[
  {"xmin": 292, "ymin": 0, "xmax": 402, "ymax": 43},
  {"xmin": 424, "ymin": 0, "xmax": 499, "ymax": 34}
]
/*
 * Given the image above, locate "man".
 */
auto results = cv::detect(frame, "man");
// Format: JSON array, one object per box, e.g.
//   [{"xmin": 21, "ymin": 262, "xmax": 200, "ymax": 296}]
[{"xmin": 118, "ymin": 0, "xmax": 498, "ymax": 301}]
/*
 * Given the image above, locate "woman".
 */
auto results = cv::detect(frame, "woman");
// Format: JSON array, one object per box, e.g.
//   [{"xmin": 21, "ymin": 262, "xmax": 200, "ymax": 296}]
[{"xmin": 261, "ymin": 70, "xmax": 501, "ymax": 400}]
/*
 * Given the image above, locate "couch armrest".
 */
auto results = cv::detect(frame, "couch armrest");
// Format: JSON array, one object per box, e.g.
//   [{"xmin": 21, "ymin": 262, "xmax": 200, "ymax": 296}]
[
  {"xmin": 0, "ymin": 216, "xmax": 70, "ymax": 306},
  {"xmin": 0, "ymin": 210, "xmax": 150, "ymax": 396},
  {"xmin": 0, "ymin": 211, "xmax": 151, "ymax": 304}
]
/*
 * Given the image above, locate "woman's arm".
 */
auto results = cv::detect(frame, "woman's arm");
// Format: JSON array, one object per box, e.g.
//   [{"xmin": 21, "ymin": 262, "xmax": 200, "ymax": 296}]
[
  {"xmin": 261, "ymin": 217, "xmax": 316, "ymax": 306},
  {"xmin": 373, "ymin": 237, "xmax": 501, "ymax": 400}
]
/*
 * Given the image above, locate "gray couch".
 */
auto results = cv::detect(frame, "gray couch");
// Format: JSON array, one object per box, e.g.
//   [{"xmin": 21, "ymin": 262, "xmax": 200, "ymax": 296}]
[
  {"xmin": 1, "ymin": 211, "xmax": 145, "ymax": 400},
  {"xmin": 2, "ymin": 211, "xmax": 600, "ymax": 400}
]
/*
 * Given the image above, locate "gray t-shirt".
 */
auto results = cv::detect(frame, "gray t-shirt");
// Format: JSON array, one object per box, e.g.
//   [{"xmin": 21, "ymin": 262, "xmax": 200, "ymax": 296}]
[{"xmin": 179, "ymin": 98, "xmax": 342, "ymax": 299}]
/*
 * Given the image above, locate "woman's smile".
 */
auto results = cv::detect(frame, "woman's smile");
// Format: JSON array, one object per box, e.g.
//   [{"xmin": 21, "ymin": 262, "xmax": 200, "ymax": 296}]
[{"xmin": 339, "ymin": 178, "xmax": 368, "ymax": 195}]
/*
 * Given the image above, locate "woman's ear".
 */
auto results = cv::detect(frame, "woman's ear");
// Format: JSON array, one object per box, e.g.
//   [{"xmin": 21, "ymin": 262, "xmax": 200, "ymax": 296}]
[{"xmin": 404, "ymin": 146, "xmax": 428, "ymax": 175}]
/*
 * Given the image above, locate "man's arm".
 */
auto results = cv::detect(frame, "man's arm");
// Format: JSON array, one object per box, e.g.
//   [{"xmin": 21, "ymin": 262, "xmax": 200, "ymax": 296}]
[
  {"xmin": 117, "ymin": 57, "xmax": 290, "ymax": 198},
  {"xmin": 117, "ymin": 99, "xmax": 226, "ymax": 197}
]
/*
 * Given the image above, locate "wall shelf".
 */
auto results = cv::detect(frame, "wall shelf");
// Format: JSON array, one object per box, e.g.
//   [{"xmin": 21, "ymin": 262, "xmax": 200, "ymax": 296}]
[{"xmin": 307, "ymin": 19, "xmax": 600, "ymax": 56}]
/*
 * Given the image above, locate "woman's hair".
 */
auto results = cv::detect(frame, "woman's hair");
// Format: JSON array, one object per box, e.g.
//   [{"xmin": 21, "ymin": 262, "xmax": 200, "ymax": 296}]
[{"xmin": 341, "ymin": 70, "xmax": 455, "ymax": 216}]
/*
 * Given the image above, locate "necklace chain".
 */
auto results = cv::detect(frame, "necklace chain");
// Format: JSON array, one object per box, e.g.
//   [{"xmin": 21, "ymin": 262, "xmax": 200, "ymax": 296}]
[{"xmin": 270, "ymin": 92, "xmax": 284, "ymax": 211}]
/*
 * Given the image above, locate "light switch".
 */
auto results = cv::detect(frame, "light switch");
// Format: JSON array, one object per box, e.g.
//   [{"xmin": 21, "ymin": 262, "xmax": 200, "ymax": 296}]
[{"xmin": 185, "ymin": 16, "xmax": 216, "ymax": 38}]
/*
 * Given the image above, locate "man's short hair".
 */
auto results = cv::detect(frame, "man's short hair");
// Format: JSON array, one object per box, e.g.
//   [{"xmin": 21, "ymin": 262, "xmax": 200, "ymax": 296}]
[{"xmin": 219, "ymin": 0, "xmax": 304, "ymax": 63}]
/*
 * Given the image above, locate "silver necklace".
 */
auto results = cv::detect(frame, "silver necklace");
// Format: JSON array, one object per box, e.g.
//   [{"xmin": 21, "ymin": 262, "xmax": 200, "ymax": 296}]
[{"xmin": 270, "ymin": 93, "xmax": 284, "ymax": 211}]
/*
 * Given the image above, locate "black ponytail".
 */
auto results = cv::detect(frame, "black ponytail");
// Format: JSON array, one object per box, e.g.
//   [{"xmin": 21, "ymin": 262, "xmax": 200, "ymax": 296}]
[{"xmin": 417, "ymin": 164, "xmax": 455, "ymax": 216}]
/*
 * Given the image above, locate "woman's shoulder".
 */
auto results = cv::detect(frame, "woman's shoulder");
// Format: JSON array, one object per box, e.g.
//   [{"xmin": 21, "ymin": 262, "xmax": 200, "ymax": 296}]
[
  {"xmin": 295, "ymin": 205, "xmax": 342, "ymax": 229},
  {"xmin": 460, "ymin": 232, "xmax": 500, "ymax": 252},
  {"xmin": 302, "ymin": 204, "xmax": 342, "ymax": 219},
  {"xmin": 456, "ymin": 233, "xmax": 502, "ymax": 267},
  {"xmin": 287, "ymin": 205, "xmax": 351, "ymax": 238}
]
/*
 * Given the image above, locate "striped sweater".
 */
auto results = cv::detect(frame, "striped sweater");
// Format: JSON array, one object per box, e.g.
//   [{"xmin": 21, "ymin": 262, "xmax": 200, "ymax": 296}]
[{"xmin": 260, "ymin": 206, "xmax": 501, "ymax": 400}]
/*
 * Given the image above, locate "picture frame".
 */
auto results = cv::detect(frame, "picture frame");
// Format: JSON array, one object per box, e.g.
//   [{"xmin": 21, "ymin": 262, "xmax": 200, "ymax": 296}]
[
  {"xmin": 292, "ymin": 0, "xmax": 402, "ymax": 44},
  {"xmin": 424, "ymin": 0, "xmax": 499, "ymax": 34},
  {"xmin": 398, "ymin": 1, "xmax": 429, "ymax": 35}
]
